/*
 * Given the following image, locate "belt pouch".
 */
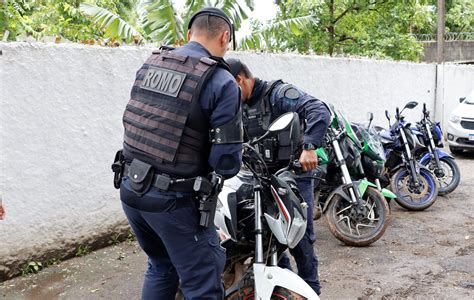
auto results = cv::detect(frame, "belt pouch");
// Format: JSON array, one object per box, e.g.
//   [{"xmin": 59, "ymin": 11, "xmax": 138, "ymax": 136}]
[{"xmin": 128, "ymin": 159, "xmax": 154, "ymax": 196}]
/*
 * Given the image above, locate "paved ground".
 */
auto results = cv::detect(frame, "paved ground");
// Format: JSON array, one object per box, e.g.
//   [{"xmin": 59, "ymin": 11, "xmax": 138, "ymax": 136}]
[{"xmin": 1, "ymin": 152, "xmax": 473, "ymax": 299}]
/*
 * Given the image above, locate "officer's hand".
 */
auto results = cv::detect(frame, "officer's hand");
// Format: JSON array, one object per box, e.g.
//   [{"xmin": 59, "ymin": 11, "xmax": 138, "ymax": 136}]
[{"xmin": 299, "ymin": 150, "xmax": 318, "ymax": 172}]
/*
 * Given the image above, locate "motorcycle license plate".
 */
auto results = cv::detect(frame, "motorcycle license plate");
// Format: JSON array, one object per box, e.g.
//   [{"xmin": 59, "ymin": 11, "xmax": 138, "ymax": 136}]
[{"xmin": 469, "ymin": 134, "xmax": 474, "ymax": 141}]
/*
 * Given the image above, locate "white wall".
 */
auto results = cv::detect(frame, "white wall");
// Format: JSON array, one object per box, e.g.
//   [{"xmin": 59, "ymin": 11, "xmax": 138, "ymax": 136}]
[
  {"xmin": 435, "ymin": 64, "xmax": 474, "ymax": 127},
  {"xmin": 0, "ymin": 43, "xmax": 473, "ymax": 279},
  {"xmin": 228, "ymin": 52, "xmax": 438, "ymax": 126},
  {"xmin": 0, "ymin": 43, "xmax": 150, "ymax": 279}
]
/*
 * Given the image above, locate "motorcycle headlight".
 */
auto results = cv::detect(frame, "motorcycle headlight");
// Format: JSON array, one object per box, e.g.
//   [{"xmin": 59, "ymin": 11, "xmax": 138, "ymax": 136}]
[
  {"xmin": 450, "ymin": 115, "xmax": 461, "ymax": 123},
  {"xmin": 286, "ymin": 207, "xmax": 307, "ymax": 249}
]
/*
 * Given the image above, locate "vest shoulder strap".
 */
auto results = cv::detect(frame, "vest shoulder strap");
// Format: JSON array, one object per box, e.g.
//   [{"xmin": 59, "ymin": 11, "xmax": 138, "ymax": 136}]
[
  {"xmin": 264, "ymin": 79, "xmax": 284, "ymax": 97},
  {"xmin": 152, "ymin": 45, "xmax": 176, "ymax": 55}
]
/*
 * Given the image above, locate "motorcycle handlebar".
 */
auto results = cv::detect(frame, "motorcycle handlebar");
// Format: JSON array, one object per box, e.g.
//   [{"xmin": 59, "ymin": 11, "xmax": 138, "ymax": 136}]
[{"xmin": 292, "ymin": 160, "xmax": 304, "ymax": 174}]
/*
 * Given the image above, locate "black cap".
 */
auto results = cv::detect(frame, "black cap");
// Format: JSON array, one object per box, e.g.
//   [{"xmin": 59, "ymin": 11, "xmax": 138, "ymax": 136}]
[
  {"xmin": 226, "ymin": 58, "xmax": 242, "ymax": 77},
  {"xmin": 188, "ymin": 7, "xmax": 233, "ymax": 37}
]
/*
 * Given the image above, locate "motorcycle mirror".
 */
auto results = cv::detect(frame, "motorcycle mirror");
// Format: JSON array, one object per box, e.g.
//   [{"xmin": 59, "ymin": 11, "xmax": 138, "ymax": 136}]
[
  {"xmin": 367, "ymin": 112, "xmax": 374, "ymax": 129},
  {"xmin": 385, "ymin": 110, "xmax": 391, "ymax": 121},
  {"xmin": 367, "ymin": 112, "xmax": 374, "ymax": 122},
  {"xmin": 268, "ymin": 112, "xmax": 295, "ymax": 132},
  {"xmin": 459, "ymin": 97, "xmax": 466, "ymax": 103},
  {"xmin": 251, "ymin": 112, "xmax": 298, "ymax": 146},
  {"xmin": 404, "ymin": 101, "xmax": 418, "ymax": 110},
  {"xmin": 289, "ymin": 113, "xmax": 301, "ymax": 151}
]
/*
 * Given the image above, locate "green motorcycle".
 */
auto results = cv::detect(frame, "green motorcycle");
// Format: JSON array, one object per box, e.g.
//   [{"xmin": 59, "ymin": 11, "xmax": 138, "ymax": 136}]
[
  {"xmin": 348, "ymin": 112, "xmax": 398, "ymax": 202},
  {"xmin": 313, "ymin": 108, "xmax": 391, "ymax": 247}
]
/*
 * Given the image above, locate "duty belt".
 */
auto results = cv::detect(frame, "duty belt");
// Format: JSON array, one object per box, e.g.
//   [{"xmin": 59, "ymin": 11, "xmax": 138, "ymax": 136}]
[{"xmin": 123, "ymin": 164, "xmax": 197, "ymax": 193}]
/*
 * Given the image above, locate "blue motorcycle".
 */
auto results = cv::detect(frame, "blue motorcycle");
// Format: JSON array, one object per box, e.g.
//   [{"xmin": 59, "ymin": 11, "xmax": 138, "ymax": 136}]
[
  {"xmin": 377, "ymin": 102, "xmax": 439, "ymax": 211},
  {"xmin": 411, "ymin": 103, "xmax": 460, "ymax": 195}
]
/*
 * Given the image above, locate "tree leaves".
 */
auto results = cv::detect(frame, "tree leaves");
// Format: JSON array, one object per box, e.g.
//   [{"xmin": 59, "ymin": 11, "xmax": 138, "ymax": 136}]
[
  {"xmin": 240, "ymin": 14, "xmax": 318, "ymax": 50},
  {"xmin": 79, "ymin": 0, "xmax": 253, "ymax": 46},
  {"xmin": 79, "ymin": 2, "xmax": 140, "ymax": 41},
  {"xmin": 141, "ymin": 0, "xmax": 184, "ymax": 45},
  {"xmin": 251, "ymin": 0, "xmax": 434, "ymax": 60}
]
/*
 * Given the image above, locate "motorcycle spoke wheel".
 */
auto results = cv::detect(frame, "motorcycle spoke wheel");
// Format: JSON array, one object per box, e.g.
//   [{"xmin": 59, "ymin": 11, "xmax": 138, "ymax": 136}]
[
  {"xmin": 334, "ymin": 198, "xmax": 380, "ymax": 237},
  {"xmin": 391, "ymin": 168, "xmax": 438, "ymax": 211},
  {"xmin": 423, "ymin": 157, "xmax": 460, "ymax": 195},
  {"xmin": 326, "ymin": 187, "xmax": 390, "ymax": 247},
  {"xmin": 437, "ymin": 160, "xmax": 454, "ymax": 189},
  {"xmin": 398, "ymin": 175, "xmax": 429, "ymax": 202},
  {"xmin": 429, "ymin": 160, "xmax": 453, "ymax": 189}
]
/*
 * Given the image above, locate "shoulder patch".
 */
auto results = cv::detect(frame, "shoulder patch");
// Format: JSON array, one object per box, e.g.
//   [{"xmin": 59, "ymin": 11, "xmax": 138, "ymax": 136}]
[
  {"xmin": 285, "ymin": 87, "xmax": 300, "ymax": 99},
  {"xmin": 277, "ymin": 84, "xmax": 300, "ymax": 100}
]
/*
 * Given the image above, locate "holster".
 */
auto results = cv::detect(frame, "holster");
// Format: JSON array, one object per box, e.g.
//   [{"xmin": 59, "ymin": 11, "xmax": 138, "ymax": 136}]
[
  {"xmin": 127, "ymin": 159, "xmax": 155, "ymax": 196},
  {"xmin": 111, "ymin": 149, "xmax": 125, "ymax": 189},
  {"xmin": 194, "ymin": 173, "xmax": 223, "ymax": 228}
]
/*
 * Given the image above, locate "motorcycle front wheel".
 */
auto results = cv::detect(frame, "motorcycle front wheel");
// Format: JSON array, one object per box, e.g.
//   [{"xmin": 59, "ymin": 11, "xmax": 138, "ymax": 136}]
[
  {"xmin": 325, "ymin": 187, "xmax": 390, "ymax": 247},
  {"xmin": 390, "ymin": 168, "xmax": 438, "ymax": 210},
  {"xmin": 226, "ymin": 285, "xmax": 307, "ymax": 299},
  {"xmin": 422, "ymin": 156, "xmax": 460, "ymax": 195}
]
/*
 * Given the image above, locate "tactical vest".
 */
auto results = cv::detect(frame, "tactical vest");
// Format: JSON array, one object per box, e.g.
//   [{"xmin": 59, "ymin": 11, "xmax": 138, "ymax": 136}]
[
  {"xmin": 243, "ymin": 80, "xmax": 302, "ymax": 167},
  {"xmin": 244, "ymin": 80, "xmax": 282, "ymax": 139},
  {"xmin": 122, "ymin": 49, "xmax": 219, "ymax": 177}
]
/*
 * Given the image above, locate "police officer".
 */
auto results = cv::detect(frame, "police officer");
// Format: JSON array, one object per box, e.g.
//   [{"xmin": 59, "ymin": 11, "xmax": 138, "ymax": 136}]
[
  {"xmin": 226, "ymin": 58, "xmax": 331, "ymax": 295},
  {"xmin": 118, "ymin": 8, "xmax": 242, "ymax": 299}
]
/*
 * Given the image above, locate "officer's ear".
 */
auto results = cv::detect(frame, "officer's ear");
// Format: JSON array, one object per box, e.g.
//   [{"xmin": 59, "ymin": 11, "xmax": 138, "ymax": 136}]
[
  {"xmin": 220, "ymin": 30, "xmax": 230, "ymax": 46},
  {"xmin": 235, "ymin": 74, "xmax": 244, "ymax": 86},
  {"xmin": 187, "ymin": 30, "xmax": 191, "ymax": 41}
]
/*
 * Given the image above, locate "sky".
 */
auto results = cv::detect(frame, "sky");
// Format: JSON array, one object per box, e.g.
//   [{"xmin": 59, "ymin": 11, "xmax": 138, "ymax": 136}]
[{"xmin": 237, "ymin": 0, "xmax": 278, "ymax": 39}]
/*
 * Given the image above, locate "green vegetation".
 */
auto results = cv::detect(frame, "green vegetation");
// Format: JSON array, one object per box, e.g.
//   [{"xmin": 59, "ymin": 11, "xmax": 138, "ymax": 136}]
[
  {"xmin": 242, "ymin": 0, "xmax": 473, "ymax": 61},
  {"xmin": 21, "ymin": 261, "xmax": 43, "ymax": 275},
  {"xmin": 0, "ymin": 1, "xmax": 139, "ymax": 43},
  {"xmin": 1, "ymin": 0, "xmax": 472, "ymax": 61},
  {"xmin": 75, "ymin": 244, "xmax": 92, "ymax": 257}
]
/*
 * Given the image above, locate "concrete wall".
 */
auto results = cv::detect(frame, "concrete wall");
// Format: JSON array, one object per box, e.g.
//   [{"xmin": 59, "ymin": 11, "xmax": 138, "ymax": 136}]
[
  {"xmin": 423, "ymin": 41, "xmax": 474, "ymax": 63},
  {"xmin": 0, "ymin": 43, "xmax": 150, "ymax": 280},
  {"xmin": 0, "ymin": 42, "xmax": 473, "ymax": 280},
  {"xmin": 230, "ymin": 52, "xmax": 437, "ymax": 126}
]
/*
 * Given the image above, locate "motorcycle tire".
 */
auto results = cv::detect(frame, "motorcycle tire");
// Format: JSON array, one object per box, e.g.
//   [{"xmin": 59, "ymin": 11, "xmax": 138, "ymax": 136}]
[
  {"xmin": 422, "ymin": 157, "xmax": 460, "ymax": 195},
  {"xmin": 226, "ymin": 285, "xmax": 307, "ymax": 299},
  {"xmin": 325, "ymin": 187, "xmax": 390, "ymax": 247},
  {"xmin": 390, "ymin": 168, "xmax": 438, "ymax": 211}
]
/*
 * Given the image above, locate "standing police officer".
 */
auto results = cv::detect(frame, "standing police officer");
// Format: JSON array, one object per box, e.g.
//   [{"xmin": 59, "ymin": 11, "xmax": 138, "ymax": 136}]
[
  {"xmin": 226, "ymin": 58, "xmax": 331, "ymax": 295},
  {"xmin": 118, "ymin": 8, "xmax": 242, "ymax": 299}
]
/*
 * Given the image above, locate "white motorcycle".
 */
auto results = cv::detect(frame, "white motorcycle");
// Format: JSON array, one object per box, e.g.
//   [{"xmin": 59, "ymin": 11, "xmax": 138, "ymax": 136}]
[{"xmin": 215, "ymin": 112, "xmax": 320, "ymax": 299}]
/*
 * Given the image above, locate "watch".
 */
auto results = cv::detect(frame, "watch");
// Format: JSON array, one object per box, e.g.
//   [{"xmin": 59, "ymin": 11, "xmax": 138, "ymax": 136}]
[{"xmin": 303, "ymin": 143, "xmax": 316, "ymax": 151}]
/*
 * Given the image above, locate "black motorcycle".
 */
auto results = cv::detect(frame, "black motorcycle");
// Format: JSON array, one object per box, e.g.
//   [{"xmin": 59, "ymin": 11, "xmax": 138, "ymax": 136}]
[
  {"xmin": 377, "ymin": 102, "xmax": 439, "ymax": 211},
  {"xmin": 412, "ymin": 103, "xmax": 461, "ymax": 195}
]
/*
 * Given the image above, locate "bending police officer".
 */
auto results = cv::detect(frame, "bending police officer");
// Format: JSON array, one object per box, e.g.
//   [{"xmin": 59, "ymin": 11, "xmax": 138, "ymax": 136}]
[
  {"xmin": 226, "ymin": 58, "xmax": 331, "ymax": 295},
  {"xmin": 117, "ymin": 8, "xmax": 242, "ymax": 300}
]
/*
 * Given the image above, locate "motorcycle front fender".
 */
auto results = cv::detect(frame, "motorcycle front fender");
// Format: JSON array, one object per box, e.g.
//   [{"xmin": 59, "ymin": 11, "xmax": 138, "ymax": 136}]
[
  {"xmin": 435, "ymin": 148, "xmax": 453, "ymax": 160},
  {"xmin": 322, "ymin": 183, "xmax": 354, "ymax": 213},
  {"xmin": 419, "ymin": 149, "xmax": 453, "ymax": 165},
  {"xmin": 415, "ymin": 159, "xmax": 430, "ymax": 170},
  {"xmin": 253, "ymin": 264, "xmax": 320, "ymax": 300},
  {"xmin": 357, "ymin": 179, "xmax": 377, "ymax": 197},
  {"xmin": 381, "ymin": 188, "xmax": 397, "ymax": 199}
]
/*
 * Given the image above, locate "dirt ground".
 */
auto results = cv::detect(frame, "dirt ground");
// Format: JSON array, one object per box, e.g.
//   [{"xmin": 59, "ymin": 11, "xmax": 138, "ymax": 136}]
[{"xmin": 1, "ymin": 152, "xmax": 473, "ymax": 299}]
